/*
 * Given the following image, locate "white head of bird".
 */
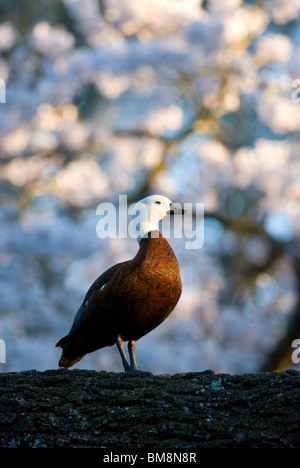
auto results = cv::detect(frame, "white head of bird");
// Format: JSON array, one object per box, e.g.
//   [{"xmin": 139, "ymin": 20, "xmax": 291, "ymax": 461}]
[{"xmin": 130, "ymin": 194, "xmax": 183, "ymax": 242}]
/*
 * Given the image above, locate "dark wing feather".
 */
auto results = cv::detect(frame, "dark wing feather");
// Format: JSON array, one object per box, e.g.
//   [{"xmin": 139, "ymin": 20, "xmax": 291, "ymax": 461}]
[
  {"xmin": 56, "ymin": 260, "xmax": 129, "ymax": 350},
  {"xmin": 82, "ymin": 260, "xmax": 129, "ymax": 305}
]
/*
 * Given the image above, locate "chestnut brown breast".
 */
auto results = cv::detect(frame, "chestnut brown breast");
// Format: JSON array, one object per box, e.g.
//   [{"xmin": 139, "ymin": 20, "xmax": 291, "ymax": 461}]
[
  {"xmin": 110, "ymin": 230, "xmax": 182, "ymax": 341},
  {"xmin": 59, "ymin": 230, "xmax": 182, "ymax": 360}
]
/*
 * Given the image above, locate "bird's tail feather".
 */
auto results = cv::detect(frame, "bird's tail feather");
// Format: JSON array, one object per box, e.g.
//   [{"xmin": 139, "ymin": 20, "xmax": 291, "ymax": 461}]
[
  {"xmin": 56, "ymin": 336, "xmax": 67, "ymax": 348},
  {"xmin": 56, "ymin": 335, "xmax": 86, "ymax": 367},
  {"xmin": 58, "ymin": 354, "xmax": 86, "ymax": 367}
]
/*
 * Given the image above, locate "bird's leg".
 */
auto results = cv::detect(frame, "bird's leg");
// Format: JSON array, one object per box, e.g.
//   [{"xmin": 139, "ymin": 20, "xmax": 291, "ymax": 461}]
[
  {"xmin": 128, "ymin": 340, "xmax": 138, "ymax": 371},
  {"xmin": 116, "ymin": 336, "xmax": 152, "ymax": 376},
  {"xmin": 115, "ymin": 336, "xmax": 131, "ymax": 373},
  {"xmin": 127, "ymin": 340, "xmax": 152, "ymax": 376}
]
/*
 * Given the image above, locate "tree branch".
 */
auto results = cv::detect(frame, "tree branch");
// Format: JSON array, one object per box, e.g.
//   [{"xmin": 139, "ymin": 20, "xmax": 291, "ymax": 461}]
[{"xmin": 0, "ymin": 369, "xmax": 299, "ymax": 448}]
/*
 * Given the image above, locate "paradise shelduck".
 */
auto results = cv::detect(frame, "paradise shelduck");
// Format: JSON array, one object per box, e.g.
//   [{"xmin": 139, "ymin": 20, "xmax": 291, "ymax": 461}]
[{"xmin": 56, "ymin": 195, "xmax": 185, "ymax": 375}]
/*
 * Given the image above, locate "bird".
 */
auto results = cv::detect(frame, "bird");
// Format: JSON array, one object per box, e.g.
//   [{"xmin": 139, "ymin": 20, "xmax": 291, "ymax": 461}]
[{"xmin": 56, "ymin": 194, "xmax": 185, "ymax": 375}]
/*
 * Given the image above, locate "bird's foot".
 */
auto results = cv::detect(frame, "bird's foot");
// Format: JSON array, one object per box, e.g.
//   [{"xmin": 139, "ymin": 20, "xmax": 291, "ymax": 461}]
[{"xmin": 125, "ymin": 367, "xmax": 152, "ymax": 376}]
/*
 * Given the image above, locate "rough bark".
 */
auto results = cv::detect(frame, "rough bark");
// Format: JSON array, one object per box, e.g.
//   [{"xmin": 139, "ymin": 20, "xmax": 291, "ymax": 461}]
[{"xmin": 0, "ymin": 369, "xmax": 299, "ymax": 448}]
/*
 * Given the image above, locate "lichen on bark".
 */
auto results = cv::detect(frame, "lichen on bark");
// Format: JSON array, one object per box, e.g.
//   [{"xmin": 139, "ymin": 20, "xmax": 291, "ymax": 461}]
[{"xmin": 0, "ymin": 369, "xmax": 299, "ymax": 448}]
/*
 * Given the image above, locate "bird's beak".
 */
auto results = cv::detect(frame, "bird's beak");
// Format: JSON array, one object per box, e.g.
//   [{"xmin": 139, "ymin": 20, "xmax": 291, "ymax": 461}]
[{"xmin": 167, "ymin": 202, "xmax": 187, "ymax": 215}]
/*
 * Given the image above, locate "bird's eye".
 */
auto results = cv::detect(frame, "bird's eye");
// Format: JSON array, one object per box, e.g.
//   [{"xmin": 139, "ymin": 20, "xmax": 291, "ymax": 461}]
[{"xmin": 155, "ymin": 201, "xmax": 161, "ymax": 205}]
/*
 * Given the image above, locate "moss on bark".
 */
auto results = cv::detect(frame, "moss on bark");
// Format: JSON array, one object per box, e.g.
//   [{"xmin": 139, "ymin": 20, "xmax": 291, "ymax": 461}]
[{"xmin": 0, "ymin": 369, "xmax": 299, "ymax": 448}]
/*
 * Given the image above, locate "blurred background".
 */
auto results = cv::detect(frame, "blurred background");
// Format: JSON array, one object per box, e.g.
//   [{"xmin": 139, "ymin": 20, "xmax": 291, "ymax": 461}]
[{"xmin": 0, "ymin": 0, "xmax": 300, "ymax": 375}]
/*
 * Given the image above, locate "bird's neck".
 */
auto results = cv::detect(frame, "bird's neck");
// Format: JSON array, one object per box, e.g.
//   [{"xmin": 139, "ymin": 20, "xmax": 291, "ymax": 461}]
[
  {"xmin": 133, "ymin": 230, "xmax": 180, "ymax": 278},
  {"xmin": 136, "ymin": 222, "xmax": 160, "ymax": 244},
  {"xmin": 138, "ymin": 229, "xmax": 161, "ymax": 243},
  {"xmin": 137, "ymin": 230, "xmax": 175, "ymax": 260}
]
